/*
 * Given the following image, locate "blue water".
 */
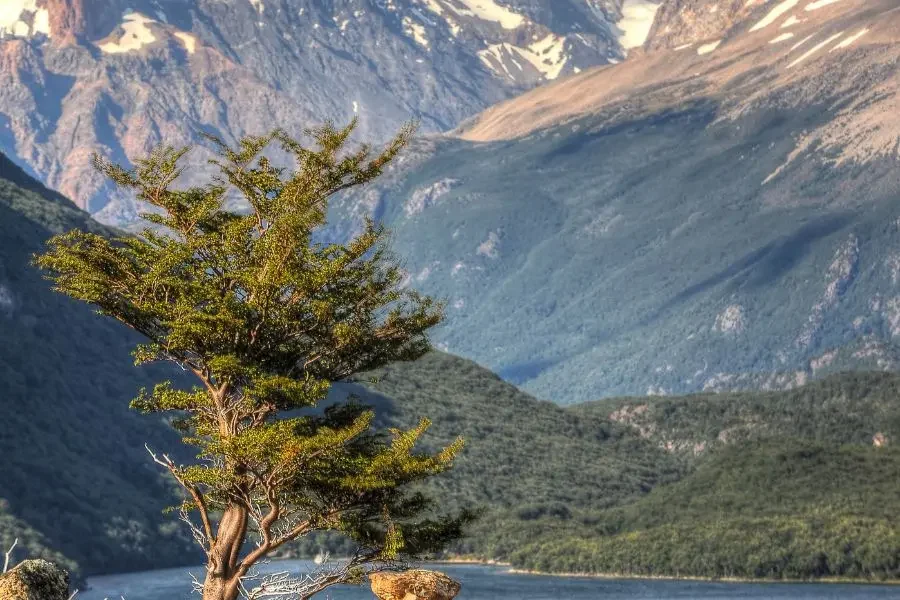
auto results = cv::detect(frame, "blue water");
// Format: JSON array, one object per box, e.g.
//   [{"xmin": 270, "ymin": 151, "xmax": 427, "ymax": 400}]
[{"xmin": 78, "ymin": 561, "xmax": 900, "ymax": 599}]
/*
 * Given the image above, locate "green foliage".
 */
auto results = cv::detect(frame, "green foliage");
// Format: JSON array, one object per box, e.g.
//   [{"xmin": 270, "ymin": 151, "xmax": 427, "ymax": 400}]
[
  {"xmin": 511, "ymin": 441, "xmax": 900, "ymax": 581},
  {"xmin": 33, "ymin": 121, "xmax": 468, "ymax": 593}
]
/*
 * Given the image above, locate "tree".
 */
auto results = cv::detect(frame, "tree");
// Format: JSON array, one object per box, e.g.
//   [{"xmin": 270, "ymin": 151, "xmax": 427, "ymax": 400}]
[{"xmin": 34, "ymin": 120, "xmax": 469, "ymax": 600}]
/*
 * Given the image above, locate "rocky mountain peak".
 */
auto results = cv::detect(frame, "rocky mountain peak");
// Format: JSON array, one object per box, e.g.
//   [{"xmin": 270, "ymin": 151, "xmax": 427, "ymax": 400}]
[{"xmin": 0, "ymin": 0, "xmax": 653, "ymax": 218}]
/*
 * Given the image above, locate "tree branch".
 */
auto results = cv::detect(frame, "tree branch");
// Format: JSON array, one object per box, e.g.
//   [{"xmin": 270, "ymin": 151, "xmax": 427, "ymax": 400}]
[
  {"xmin": 3, "ymin": 538, "xmax": 17, "ymax": 573},
  {"xmin": 145, "ymin": 444, "xmax": 216, "ymax": 548}
]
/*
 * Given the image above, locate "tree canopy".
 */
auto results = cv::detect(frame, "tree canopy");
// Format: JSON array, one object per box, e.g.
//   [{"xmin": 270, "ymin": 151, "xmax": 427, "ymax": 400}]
[{"xmin": 35, "ymin": 120, "xmax": 468, "ymax": 600}]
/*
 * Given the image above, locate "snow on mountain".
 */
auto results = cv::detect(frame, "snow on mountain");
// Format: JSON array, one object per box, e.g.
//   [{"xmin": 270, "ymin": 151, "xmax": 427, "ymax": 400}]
[{"xmin": 0, "ymin": 0, "xmax": 653, "ymax": 219}]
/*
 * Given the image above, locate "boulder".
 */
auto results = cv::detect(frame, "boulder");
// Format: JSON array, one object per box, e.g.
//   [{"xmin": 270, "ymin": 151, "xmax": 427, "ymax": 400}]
[
  {"xmin": 369, "ymin": 569, "xmax": 460, "ymax": 600},
  {"xmin": 0, "ymin": 560, "xmax": 70, "ymax": 600}
]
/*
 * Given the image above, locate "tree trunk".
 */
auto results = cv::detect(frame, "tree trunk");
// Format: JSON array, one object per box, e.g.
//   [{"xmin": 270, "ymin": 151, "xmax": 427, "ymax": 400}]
[
  {"xmin": 202, "ymin": 572, "xmax": 241, "ymax": 600},
  {"xmin": 202, "ymin": 504, "xmax": 249, "ymax": 600}
]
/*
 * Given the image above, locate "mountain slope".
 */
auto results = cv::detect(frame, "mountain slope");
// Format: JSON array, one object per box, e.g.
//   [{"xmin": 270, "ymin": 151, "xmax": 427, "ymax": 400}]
[
  {"xmin": 0, "ymin": 151, "xmax": 197, "ymax": 576},
  {"xmin": 3, "ymin": 157, "xmax": 900, "ymax": 581},
  {"xmin": 350, "ymin": 360, "xmax": 900, "ymax": 580},
  {"xmin": 327, "ymin": 0, "xmax": 900, "ymax": 402},
  {"xmin": 0, "ymin": 0, "xmax": 648, "ymax": 221}
]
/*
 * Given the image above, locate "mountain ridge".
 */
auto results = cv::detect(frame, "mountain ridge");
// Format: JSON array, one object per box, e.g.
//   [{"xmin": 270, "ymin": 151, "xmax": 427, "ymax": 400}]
[
  {"xmin": 325, "ymin": 0, "xmax": 900, "ymax": 402},
  {"xmin": 0, "ymin": 0, "xmax": 650, "ymax": 220}
]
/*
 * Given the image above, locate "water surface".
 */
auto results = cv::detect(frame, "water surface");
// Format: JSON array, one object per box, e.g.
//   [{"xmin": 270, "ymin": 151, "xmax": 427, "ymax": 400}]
[{"xmin": 79, "ymin": 562, "xmax": 900, "ymax": 599}]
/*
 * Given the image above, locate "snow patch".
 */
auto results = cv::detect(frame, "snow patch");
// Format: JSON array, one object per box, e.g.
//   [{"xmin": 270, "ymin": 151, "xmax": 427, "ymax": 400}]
[
  {"xmin": 0, "ymin": 1, "xmax": 51, "ymax": 38},
  {"xmin": 478, "ymin": 35, "xmax": 570, "ymax": 80},
  {"xmin": 402, "ymin": 16, "xmax": 430, "ymax": 48},
  {"xmin": 174, "ymin": 31, "xmax": 197, "ymax": 54},
  {"xmin": 697, "ymin": 40, "xmax": 722, "ymax": 55},
  {"xmin": 431, "ymin": 0, "xmax": 525, "ymax": 29},
  {"xmin": 787, "ymin": 31, "xmax": 844, "ymax": 68},
  {"xmin": 98, "ymin": 12, "xmax": 158, "ymax": 54},
  {"xmin": 831, "ymin": 28, "xmax": 868, "ymax": 51},
  {"xmin": 790, "ymin": 33, "xmax": 815, "ymax": 50},
  {"xmin": 805, "ymin": 0, "xmax": 844, "ymax": 10},
  {"xmin": 617, "ymin": 0, "xmax": 661, "ymax": 50},
  {"xmin": 750, "ymin": 0, "xmax": 800, "ymax": 32},
  {"xmin": 781, "ymin": 15, "xmax": 802, "ymax": 28},
  {"xmin": 770, "ymin": 32, "xmax": 795, "ymax": 44}
]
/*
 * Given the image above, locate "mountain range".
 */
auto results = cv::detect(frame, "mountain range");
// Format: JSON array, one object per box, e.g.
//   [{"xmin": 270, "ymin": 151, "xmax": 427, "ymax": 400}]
[
  {"xmin": 8, "ymin": 0, "xmax": 899, "ymax": 403},
  {"xmin": 0, "ymin": 0, "xmax": 652, "ymax": 222}
]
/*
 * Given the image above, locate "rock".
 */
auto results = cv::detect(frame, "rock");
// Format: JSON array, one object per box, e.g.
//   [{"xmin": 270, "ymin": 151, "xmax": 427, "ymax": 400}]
[
  {"xmin": 0, "ymin": 559, "xmax": 70, "ymax": 600},
  {"xmin": 369, "ymin": 569, "xmax": 460, "ymax": 600}
]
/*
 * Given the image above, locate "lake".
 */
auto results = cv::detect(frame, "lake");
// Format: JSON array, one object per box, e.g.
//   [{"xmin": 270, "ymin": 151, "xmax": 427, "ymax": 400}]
[{"xmin": 78, "ymin": 561, "xmax": 900, "ymax": 599}]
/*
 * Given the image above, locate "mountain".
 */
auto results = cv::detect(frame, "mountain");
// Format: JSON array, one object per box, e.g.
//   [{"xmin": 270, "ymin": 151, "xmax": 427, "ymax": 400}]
[
  {"xmin": 326, "ymin": 0, "xmax": 900, "ymax": 403},
  {"xmin": 0, "ymin": 0, "xmax": 654, "ymax": 223},
  {"xmin": 0, "ymin": 150, "xmax": 197, "ymax": 577}
]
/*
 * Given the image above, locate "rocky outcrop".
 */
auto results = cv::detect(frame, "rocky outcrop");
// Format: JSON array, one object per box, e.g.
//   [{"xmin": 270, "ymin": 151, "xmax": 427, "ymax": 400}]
[
  {"xmin": 643, "ymin": 0, "xmax": 754, "ymax": 51},
  {"xmin": 0, "ymin": 560, "xmax": 70, "ymax": 600},
  {"xmin": 369, "ymin": 569, "xmax": 461, "ymax": 600}
]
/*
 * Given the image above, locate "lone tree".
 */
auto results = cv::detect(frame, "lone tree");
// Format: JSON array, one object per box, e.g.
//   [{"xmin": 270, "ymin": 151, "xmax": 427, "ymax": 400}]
[{"xmin": 35, "ymin": 120, "xmax": 468, "ymax": 600}]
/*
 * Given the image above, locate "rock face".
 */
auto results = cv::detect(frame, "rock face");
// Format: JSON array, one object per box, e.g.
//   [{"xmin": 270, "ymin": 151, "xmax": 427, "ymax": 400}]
[
  {"xmin": 0, "ymin": 0, "xmax": 647, "ymax": 221},
  {"xmin": 328, "ymin": 0, "xmax": 900, "ymax": 402},
  {"xmin": 643, "ymin": 0, "xmax": 755, "ymax": 51},
  {"xmin": 0, "ymin": 560, "xmax": 70, "ymax": 600},
  {"xmin": 369, "ymin": 569, "xmax": 461, "ymax": 600}
]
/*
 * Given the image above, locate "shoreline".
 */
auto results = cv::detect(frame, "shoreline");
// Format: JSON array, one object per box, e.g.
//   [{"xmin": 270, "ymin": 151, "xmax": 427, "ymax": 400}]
[{"xmin": 503, "ymin": 567, "xmax": 900, "ymax": 586}]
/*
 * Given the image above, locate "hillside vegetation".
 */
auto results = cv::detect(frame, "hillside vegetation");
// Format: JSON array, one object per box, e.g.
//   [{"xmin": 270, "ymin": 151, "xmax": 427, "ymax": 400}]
[
  {"xmin": 513, "ymin": 441, "xmax": 900, "ymax": 580},
  {"xmin": 3, "ymin": 151, "xmax": 900, "ymax": 583},
  {"xmin": 318, "ymin": 355, "xmax": 900, "ymax": 581},
  {"xmin": 0, "ymin": 153, "xmax": 196, "ymax": 577}
]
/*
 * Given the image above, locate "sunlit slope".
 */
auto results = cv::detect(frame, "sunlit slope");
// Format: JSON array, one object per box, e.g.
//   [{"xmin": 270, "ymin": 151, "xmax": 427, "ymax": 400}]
[{"xmin": 329, "ymin": 0, "xmax": 900, "ymax": 402}]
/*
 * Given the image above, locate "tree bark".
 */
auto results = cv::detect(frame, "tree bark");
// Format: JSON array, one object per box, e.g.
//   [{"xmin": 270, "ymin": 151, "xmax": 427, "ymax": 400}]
[
  {"xmin": 202, "ymin": 572, "xmax": 240, "ymax": 600},
  {"xmin": 202, "ymin": 504, "xmax": 248, "ymax": 600}
]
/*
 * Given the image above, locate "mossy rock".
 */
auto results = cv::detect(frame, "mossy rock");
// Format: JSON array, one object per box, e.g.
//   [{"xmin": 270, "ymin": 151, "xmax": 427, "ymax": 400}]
[{"xmin": 0, "ymin": 559, "xmax": 70, "ymax": 600}]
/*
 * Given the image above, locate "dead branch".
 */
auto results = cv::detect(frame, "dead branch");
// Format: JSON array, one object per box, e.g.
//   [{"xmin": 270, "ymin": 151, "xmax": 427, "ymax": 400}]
[{"xmin": 2, "ymin": 538, "xmax": 17, "ymax": 573}]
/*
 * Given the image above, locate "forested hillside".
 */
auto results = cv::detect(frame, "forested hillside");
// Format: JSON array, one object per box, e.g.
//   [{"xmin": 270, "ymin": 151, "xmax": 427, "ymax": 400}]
[
  {"xmin": 3, "ymin": 149, "xmax": 900, "ymax": 583},
  {"xmin": 0, "ymin": 152, "xmax": 196, "ymax": 578},
  {"xmin": 348, "ymin": 356, "xmax": 900, "ymax": 580}
]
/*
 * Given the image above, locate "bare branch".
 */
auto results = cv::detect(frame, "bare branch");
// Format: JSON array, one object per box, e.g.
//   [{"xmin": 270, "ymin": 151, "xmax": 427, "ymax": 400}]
[
  {"xmin": 239, "ymin": 552, "xmax": 400, "ymax": 600},
  {"xmin": 145, "ymin": 444, "xmax": 216, "ymax": 549},
  {"xmin": 3, "ymin": 538, "xmax": 17, "ymax": 573}
]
